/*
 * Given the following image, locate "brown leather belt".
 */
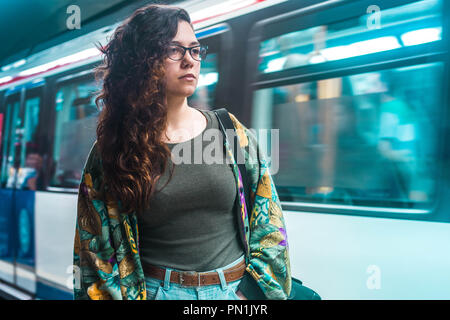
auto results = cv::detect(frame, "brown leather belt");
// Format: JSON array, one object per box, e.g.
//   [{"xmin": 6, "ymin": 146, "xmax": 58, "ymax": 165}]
[{"xmin": 142, "ymin": 258, "xmax": 246, "ymax": 287}]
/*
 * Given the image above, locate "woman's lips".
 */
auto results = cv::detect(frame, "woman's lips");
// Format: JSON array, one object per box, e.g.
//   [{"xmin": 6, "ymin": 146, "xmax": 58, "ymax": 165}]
[{"xmin": 179, "ymin": 75, "xmax": 195, "ymax": 81}]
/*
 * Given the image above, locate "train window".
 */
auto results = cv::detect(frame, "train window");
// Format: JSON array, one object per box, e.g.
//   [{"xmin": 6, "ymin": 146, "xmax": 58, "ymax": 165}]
[
  {"xmin": 188, "ymin": 52, "xmax": 218, "ymax": 110},
  {"xmin": 258, "ymin": 0, "xmax": 442, "ymax": 73},
  {"xmin": 49, "ymin": 78, "xmax": 99, "ymax": 190},
  {"xmin": 1, "ymin": 92, "xmax": 43, "ymax": 190},
  {"xmin": 251, "ymin": 61, "xmax": 443, "ymax": 209},
  {"xmin": 189, "ymin": 23, "xmax": 232, "ymax": 110}
]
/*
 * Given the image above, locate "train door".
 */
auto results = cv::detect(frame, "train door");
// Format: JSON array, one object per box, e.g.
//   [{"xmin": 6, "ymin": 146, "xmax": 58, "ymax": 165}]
[
  {"xmin": 246, "ymin": 0, "xmax": 450, "ymax": 299},
  {"xmin": 0, "ymin": 81, "xmax": 44, "ymax": 299},
  {"xmin": 34, "ymin": 71, "xmax": 99, "ymax": 300},
  {"xmin": 0, "ymin": 90, "xmax": 20, "ymax": 288}
]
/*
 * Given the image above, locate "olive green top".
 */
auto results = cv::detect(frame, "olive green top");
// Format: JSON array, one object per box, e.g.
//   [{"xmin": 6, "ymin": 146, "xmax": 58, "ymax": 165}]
[{"xmin": 137, "ymin": 109, "xmax": 244, "ymax": 271}]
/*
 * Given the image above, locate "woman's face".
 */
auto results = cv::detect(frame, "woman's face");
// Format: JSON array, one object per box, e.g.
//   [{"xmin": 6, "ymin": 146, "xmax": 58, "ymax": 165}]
[{"xmin": 163, "ymin": 20, "xmax": 201, "ymax": 100}]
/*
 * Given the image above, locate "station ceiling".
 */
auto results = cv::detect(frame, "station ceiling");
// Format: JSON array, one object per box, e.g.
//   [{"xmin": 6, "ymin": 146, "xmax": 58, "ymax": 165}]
[{"xmin": 0, "ymin": 0, "xmax": 178, "ymax": 66}]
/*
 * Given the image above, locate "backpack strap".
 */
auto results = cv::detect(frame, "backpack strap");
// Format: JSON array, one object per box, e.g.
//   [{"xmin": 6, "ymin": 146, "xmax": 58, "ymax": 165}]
[{"xmin": 213, "ymin": 108, "xmax": 252, "ymax": 223}]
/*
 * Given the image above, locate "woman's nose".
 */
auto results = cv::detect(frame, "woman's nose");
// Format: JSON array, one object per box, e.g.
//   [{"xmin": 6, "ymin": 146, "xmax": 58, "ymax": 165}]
[{"xmin": 182, "ymin": 50, "xmax": 196, "ymax": 66}]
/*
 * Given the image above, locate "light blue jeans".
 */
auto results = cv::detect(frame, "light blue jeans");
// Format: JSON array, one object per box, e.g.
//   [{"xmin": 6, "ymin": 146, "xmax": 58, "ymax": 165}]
[{"xmin": 145, "ymin": 255, "xmax": 245, "ymax": 300}]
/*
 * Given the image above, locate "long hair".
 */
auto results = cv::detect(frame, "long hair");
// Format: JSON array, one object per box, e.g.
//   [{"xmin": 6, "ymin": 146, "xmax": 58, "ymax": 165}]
[{"xmin": 94, "ymin": 4, "xmax": 193, "ymax": 215}]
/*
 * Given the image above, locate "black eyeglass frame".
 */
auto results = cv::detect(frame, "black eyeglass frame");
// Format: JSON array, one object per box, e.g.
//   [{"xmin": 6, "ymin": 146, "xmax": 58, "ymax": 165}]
[{"xmin": 166, "ymin": 44, "xmax": 208, "ymax": 61}]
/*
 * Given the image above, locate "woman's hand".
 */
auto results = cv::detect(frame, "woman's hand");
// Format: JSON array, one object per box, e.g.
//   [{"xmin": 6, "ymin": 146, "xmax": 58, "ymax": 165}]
[{"xmin": 236, "ymin": 290, "xmax": 248, "ymax": 300}]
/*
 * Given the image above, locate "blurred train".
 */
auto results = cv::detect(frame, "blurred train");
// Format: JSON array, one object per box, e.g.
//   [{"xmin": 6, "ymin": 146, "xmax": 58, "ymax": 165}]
[{"xmin": 0, "ymin": 0, "xmax": 449, "ymax": 299}]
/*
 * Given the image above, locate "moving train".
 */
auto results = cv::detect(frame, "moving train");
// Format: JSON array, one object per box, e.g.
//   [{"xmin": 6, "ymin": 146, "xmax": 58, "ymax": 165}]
[{"xmin": 0, "ymin": 0, "xmax": 449, "ymax": 299}]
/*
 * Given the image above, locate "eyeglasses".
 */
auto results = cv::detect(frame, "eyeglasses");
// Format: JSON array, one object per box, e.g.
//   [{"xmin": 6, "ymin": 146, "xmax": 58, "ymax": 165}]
[{"xmin": 166, "ymin": 44, "xmax": 208, "ymax": 61}]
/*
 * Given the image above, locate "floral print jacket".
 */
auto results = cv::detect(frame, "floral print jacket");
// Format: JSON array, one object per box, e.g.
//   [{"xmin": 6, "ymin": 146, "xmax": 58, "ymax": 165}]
[{"xmin": 73, "ymin": 112, "xmax": 292, "ymax": 300}]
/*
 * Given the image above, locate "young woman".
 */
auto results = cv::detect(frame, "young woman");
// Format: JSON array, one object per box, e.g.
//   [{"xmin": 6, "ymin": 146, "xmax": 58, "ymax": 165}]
[{"xmin": 73, "ymin": 4, "xmax": 291, "ymax": 300}]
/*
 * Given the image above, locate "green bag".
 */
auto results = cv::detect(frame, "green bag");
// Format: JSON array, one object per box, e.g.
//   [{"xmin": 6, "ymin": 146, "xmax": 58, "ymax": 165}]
[{"xmin": 289, "ymin": 278, "xmax": 321, "ymax": 300}]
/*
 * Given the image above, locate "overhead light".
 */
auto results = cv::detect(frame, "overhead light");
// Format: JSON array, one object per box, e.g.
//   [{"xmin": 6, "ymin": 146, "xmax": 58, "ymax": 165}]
[
  {"xmin": 190, "ymin": 0, "xmax": 263, "ymax": 23},
  {"xmin": 321, "ymin": 36, "xmax": 401, "ymax": 61},
  {"xmin": 263, "ymin": 36, "xmax": 401, "ymax": 72},
  {"xmin": 349, "ymin": 36, "xmax": 401, "ymax": 55},
  {"xmin": 401, "ymin": 27, "xmax": 442, "ymax": 46},
  {"xmin": 18, "ymin": 47, "xmax": 100, "ymax": 77},
  {"xmin": 263, "ymin": 57, "xmax": 287, "ymax": 73},
  {"xmin": 1, "ymin": 58, "xmax": 26, "ymax": 72},
  {"xmin": 13, "ymin": 59, "xmax": 26, "ymax": 68},
  {"xmin": 0, "ymin": 76, "xmax": 13, "ymax": 84},
  {"xmin": 320, "ymin": 45, "xmax": 350, "ymax": 61},
  {"xmin": 309, "ymin": 53, "xmax": 327, "ymax": 64}
]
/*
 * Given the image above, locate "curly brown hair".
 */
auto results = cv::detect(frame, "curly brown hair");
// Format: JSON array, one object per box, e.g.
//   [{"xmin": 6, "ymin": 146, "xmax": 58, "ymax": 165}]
[{"xmin": 94, "ymin": 4, "xmax": 194, "ymax": 215}]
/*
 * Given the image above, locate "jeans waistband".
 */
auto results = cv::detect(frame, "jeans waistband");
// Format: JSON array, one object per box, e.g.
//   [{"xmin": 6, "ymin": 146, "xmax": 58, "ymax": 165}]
[{"xmin": 143, "ymin": 254, "xmax": 246, "ymax": 289}]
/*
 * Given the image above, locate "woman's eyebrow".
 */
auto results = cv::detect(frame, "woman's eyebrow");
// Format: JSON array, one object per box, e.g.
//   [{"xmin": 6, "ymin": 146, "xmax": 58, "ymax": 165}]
[{"xmin": 171, "ymin": 40, "xmax": 200, "ymax": 46}]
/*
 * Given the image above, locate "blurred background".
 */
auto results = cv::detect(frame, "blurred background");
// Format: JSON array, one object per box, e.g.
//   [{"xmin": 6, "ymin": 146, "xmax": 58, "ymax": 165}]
[{"xmin": 0, "ymin": 0, "xmax": 449, "ymax": 300}]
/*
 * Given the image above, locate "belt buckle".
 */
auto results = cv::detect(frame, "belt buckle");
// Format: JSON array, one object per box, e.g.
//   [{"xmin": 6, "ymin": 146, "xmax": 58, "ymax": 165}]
[{"xmin": 179, "ymin": 271, "xmax": 201, "ymax": 287}]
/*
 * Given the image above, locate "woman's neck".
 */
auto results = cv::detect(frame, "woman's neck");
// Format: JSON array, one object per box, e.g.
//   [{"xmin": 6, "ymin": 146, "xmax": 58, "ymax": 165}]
[
  {"xmin": 165, "ymin": 94, "xmax": 192, "ymax": 123},
  {"xmin": 161, "ymin": 96, "xmax": 197, "ymax": 143}
]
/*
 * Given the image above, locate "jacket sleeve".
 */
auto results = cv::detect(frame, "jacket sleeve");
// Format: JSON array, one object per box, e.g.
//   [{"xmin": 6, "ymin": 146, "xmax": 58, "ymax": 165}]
[
  {"xmin": 73, "ymin": 141, "xmax": 123, "ymax": 300},
  {"xmin": 229, "ymin": 113, "xmax": 292, "ymax": 300}
]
